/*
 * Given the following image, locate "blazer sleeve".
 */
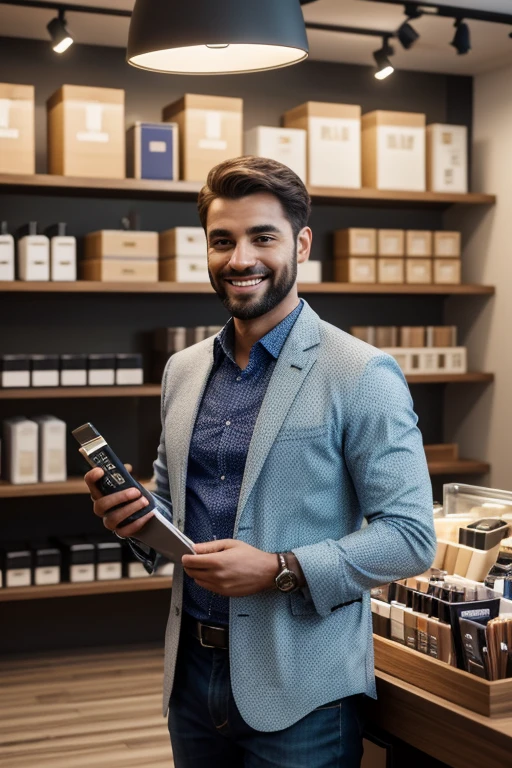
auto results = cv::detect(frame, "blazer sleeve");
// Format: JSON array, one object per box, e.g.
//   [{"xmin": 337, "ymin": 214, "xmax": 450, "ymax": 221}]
[{"xmin": 292, "ymin": 354, "xmax": 437, "ymax": 618}]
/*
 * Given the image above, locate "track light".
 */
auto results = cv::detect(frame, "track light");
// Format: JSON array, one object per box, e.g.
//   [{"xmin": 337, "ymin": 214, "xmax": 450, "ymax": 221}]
[
  {"xmin": 373, "ymin": 37, "xmax": 395, "ymax": 80},
  {"xmin": 451, "ymin": 19, "xmax": 471, "ymax": 55},
  {"xmin": 47, "ymin": 9, "xmax": 74, "ymax": 54},
  {"xmin": 397, "ymin": 21, "xmax": 419, "ymax": 49}
]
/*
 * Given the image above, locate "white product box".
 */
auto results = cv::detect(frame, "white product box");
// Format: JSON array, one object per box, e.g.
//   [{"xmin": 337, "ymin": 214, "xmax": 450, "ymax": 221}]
[
  {"xmin": 362, "ymin": 111, "xmax": 426, "ymax": 192},
  {"xmin": 115, "ymin": 354, "xmax": 144, "ymax": 385},
  {"xmin": 127, "ymin": 561, "xmax": 150, "ymax": 578},
  {"xmin": 1, "ymin": 355, "xmax": 30, "ymax": 387},
  {"xmin": 159, "ymin": 255, "xmax": 210, "ymax": 283},
  {"xmin": 95, "ymin": 541, "xmax": 123, "ymax": 580},
  {"xmin": 5, "ymin": 547, "xmax": 32, "ymax": 587},
  {"xmin": 71, "ymin": 562, "xmax": 95, "ymax": 582},
  {"xmin": 3, "ymin": 416, "xmax": 38, "ymax": 484},
  {"xmin": 88, "ymin": 354, "xmax": 115, "ymax": 386},
  {"xmin": 34, "ymin": 415, "xmax": 67, "ymax": 483},
  {"xmin": 60, "ymin": 354, "xmax": 87, "ymax": 386},
  {"xmin": 0, "ymin": 223, "xmax": 14, "ymax": 280},
  {"xmin": 31, "ymin": 355, "xmax": 59, "ymax": 387},
  {"xmin": 297, "ymin": 260, "xmax": 322, "ymax": 283},
  {"xmin": 381, "ymin": 347, "xmax": 467, "ymax": 375},
  {"xmin": 50, "ymin": 234, "xmax": 77, "ymax": 281},
  {"xmin": 427, "ymin": 124, "xmax": 468, "ymax": 194},
  {"xmin": 159, "ymin": 227, "xmax": 207, "ymax": 258},
  {"xmin": 244, "ymin": 126, "xmax": 307, "ymax": 181},
  {"xmin": 18, "ymin": 230, "xmax": 50, "ymax": 281},
  {"xmin": 33, "ymin": 544, "xmax": 61, "ymax": 585},
  {"xmin": 283, "ymin": 101, "xmax": 362, "ymax": 188}
]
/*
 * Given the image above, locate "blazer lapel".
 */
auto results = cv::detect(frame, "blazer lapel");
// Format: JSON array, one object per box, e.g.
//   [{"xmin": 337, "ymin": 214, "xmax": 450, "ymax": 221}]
[{"xmin": 235, "ymin": 303, "xmax": 321, "ymax": 531}]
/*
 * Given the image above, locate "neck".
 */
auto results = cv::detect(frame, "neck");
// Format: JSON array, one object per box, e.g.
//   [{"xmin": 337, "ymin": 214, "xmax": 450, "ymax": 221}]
[{"xmin": 233, "ymin": 289, "xmax": 300, "ymax": 369}]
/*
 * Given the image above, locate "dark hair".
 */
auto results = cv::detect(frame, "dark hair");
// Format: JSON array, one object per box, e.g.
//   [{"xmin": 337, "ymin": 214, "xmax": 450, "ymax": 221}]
[{"xmin": 197, "ymin": 156, "xmax": 311, "ymax": 240}]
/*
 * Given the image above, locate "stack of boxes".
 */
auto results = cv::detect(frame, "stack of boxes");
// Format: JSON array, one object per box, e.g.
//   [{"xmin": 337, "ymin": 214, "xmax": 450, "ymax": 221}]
[
  {"xmin": 2, "ymin": 415, "xmax": 67, "ymax": 484},
  {"xmin": 159, "ymin": 227, "xmax": 208, "ymax": 282},
  {"xmin": 0, "ymin": 82, "xmax": 35, "ymax": 175},
  {"xmin": 0, "ymin": 353, "xmax": 143, "ymax": 388},
  {"xmin": 83, "ymin": 229, "xmax": 159, "ymax": 282}
]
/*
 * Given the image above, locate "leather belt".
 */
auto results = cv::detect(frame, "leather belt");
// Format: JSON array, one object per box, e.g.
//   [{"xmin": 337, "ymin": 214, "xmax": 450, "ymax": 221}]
[{"xmin": 192, "ymin": 619, "xmax": 229, "ymax": 650}]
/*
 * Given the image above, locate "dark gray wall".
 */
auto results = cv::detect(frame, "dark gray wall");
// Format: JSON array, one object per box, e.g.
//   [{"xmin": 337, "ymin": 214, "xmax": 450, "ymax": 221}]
[{"xmin": 0, "ymin": 37, "xmax": 474, "ymax": 652}]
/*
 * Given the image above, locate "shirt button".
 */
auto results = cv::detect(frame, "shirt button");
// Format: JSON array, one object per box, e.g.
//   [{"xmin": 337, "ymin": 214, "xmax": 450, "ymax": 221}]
[
  {"xmin": 225, "ymin": 420, "xmax": 231, "ymax": 426},
  {"xmin": 236, "ymin": 376, "xmax": 241, "ymax": 381},
  {"xmin": 220, "ymin": 475, "xmax": 225, "ymax": 481}
]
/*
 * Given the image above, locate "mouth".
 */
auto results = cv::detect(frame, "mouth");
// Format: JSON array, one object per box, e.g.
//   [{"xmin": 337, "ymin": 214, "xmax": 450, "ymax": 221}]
[{"xmin": 223, "ymin": 276, "xmax": 269, "ymax": 292}]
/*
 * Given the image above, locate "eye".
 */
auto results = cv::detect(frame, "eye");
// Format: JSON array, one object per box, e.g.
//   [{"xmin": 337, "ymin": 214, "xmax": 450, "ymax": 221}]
[
  {"xmin": 211, "ymin": 239, "xmax": 233, "ymax": 249},
  {"xmin": 254, "ymin": 235, "xmax": 275, "ymax": 244}
]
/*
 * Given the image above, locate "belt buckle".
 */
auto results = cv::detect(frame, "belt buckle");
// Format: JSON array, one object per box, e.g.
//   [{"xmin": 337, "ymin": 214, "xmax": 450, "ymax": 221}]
[{"xmin": 198, "ymin": 623, "xmax": 225, "ymax": 649}]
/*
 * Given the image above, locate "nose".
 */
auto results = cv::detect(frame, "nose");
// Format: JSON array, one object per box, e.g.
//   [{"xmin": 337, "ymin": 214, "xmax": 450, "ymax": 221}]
[{"xmin": 227, "ymin": 240, "xmax": 257, "ymax": 272}]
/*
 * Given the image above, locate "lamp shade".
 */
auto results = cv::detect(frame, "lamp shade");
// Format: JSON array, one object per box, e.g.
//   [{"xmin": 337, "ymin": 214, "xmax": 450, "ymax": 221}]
[{"xmin": 127, "ymin": 0, "xmax": 309, "ymax": 75}]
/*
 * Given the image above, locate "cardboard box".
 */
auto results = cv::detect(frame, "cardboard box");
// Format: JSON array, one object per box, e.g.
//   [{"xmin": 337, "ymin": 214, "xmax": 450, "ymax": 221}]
[
  {"xmin": 47, "ymin": 85, "xmax": 125, "ymax": 178},
  {"xmin": 283, "ymin": 101, "xmax": 361, "ymax": 188},
  {"xmin": 377, "ymin": 258, "xmax": 404, "ymax": 284},
  {"xmin": 400, "ymin": 327, "xmax": 425, "ymax": 347},
  {"xmin": 334, "ymin": 258, "xmax": 376, "ymax": 284},
  {"xmin": 427, "ymin": 124, "xmax": 468, "ymax": 194},
  {"xmin": 406, "ymin": 231, "xmax": 433, "ymax": 257},
  {"xmin": 350, "ymin": 327, "xmax": 375, "ymax": 345},
  {"xmin": 3, "ymin": 417, "xmax": 38, "ymax": 484},
  {"xmin": 162, "ymin": 94, "xmax": 243, "ymax": 182},
  {"xmin": 405, "ymin": 258, "xmax": 432, "ymax": 284},
  {"xmin": 0, "ymin": 83, "xmax": 35, "ymax": 174},
  {"xmin": 244, "ymin": 126, "xmax": 306, "ymax": 182},
  {"xmin": 334, "ymin": 228, "xmax": 377, "ymax": 257},
  {"xmin": 375, "ymin": 327, "xmax": 398, "ymax": 347},
  {"xmin": 434, "ymin": 259, "xmax": 461, "ymax": 284},
  {"xmin": 84, "ymin": 230, "xmax": 158, "ymax": 259},
  {"xmin": 159, "ymin": 256, "xmax": 209, "ymax": 283},
  {"xmin": 434, "ymin": 231, "xmax": 461, "ymax": 258},
  {"xmin": 362, "ymin": 110, "xmax": 426, "ymax": 191},
  {"xmin": 159, "ymin": 227, "xmax": 207, "ymax": 258},
  {"xmin": 126, "ymin": 122, "xmax": 179, "ymax": 180},
  {"xmin": 378, "ymin": 230, "xmax": 405, "ymax": 257},
  {"xmin": 81, "ymin": 259, "xmax": 158, "ymax": 282},
  {"xmin": 426, "ymin": 326, "xmax": 457, "ymax": 347},
  {"xmin": 297, "ymin": 260, "xmax": 322, "ymax": 283}
]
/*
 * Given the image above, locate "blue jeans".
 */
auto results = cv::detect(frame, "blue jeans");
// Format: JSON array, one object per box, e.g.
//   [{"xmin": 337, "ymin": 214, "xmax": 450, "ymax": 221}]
[{"xmin": 168, "ymin": 616, "xmax": 365, "ymax": 768}]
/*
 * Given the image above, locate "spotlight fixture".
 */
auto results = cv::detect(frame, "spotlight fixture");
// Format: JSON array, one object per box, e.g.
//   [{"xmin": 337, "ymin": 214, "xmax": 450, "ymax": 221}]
[
  {"xmin": 397, "ymin": 20, "xmax": 419, "ymax": 49},
  {"xmin": 373, "ymin": 37, "xmax": 395, "ymax": 80},
  {"xmin": 127, "ymin": 0, "xmax": 309, "ymax": 75},
  {"xmin": 47, "ymin": 9, "xmax": 74, "ymax": 54},
  {"xmin": 451, "ymin": 18, "xmax": 471, "ymax": 55}
]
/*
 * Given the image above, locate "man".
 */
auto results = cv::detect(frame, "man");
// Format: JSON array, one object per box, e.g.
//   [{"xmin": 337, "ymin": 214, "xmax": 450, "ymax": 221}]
[{"xmin": 85, "ymin": 156, "xmax": 436, "ymax": 767}]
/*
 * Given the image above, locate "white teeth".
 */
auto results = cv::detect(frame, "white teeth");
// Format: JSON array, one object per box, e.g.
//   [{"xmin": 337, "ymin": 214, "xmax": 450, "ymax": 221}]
[{"xmin": 231, "ymin": 278, "xmax": 263, "ymax": 287}]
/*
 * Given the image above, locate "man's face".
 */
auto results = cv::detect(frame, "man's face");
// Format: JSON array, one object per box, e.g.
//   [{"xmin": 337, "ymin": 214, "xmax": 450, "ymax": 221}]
[{"xmin": 206, "ymin": 193, "xmax": 299, "ymax": 320}]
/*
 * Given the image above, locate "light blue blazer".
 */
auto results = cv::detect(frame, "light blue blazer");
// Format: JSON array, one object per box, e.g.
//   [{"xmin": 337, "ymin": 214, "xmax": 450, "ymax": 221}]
[{"xmin": 150, "ymin": 300, "xmax": 436, "ymax": 732}]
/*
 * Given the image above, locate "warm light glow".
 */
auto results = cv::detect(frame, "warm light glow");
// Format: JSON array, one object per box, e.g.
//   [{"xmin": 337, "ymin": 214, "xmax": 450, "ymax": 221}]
[
  {"xmin": 53, "ymin": 36, "xmax": 73, "ymax": 54},
  {"xmin": 129, "ymin": 44, "xmax": 308, "ymax": 74},
  {"xmin": 206, "ymin": 44, "xmax": 230, "ymax": 49},
  {"xmin": 375, "ymin": 65, "xmax": 394, "ymax": 80}
]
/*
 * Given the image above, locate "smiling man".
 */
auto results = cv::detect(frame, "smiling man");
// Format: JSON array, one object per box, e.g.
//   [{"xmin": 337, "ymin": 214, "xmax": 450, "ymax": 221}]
[{"xmin": 85, "ymin": 156, "xmax": 436, "ymax": 767}]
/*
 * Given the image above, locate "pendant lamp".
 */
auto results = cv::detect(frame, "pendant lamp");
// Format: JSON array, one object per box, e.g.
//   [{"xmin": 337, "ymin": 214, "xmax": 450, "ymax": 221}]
[{"xmin": 127, "ymin": 0, "xmax": 309, "ymax": 75}]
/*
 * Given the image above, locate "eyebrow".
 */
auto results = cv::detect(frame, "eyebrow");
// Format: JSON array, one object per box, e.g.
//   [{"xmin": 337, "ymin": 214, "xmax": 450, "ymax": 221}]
[{"xmin": 208, "ymin": 224, "xmax": 283, "ymax": 240}]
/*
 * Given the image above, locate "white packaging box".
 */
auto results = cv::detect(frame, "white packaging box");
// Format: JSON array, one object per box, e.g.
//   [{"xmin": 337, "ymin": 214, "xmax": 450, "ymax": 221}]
[
  {"xmin": 88, "ymin": 354, "xmax": 115, "ymax": 386},
  {"xmin": 5, "ymin": 547, "xmax": 32, "ymax": 587},
  {"xmin": 34, "ymin": 415, "xmax": 67, "ymax": 483},
  {"xmin": 33, "ymin": 544, "xmax": 61, "ymax": 585},
  {"xmin": 283, "ymin": 101, "xmax": 362, "ymax": 188},
  {"xmin": 127, "ymin": 560, "xmax": 150, "ymax": 578},
  {"xmin": 115, "ymin": 353, "xmax": 144, "ymax": 385},
  {"xmin": 297, "ymin": 260, "xmax": 322, "ymax": 283},
  {"xmin": 3, "ymin": 416, "xmax": 38, "ymax": 484},
  {"xmin": 0, "ymin": 224, "xmax": 15, "ymax": 280},
  {"xmin": 18, "ymin": 230, "xmax": 50, "ymax": 280},
  {"xmin": 31, "ymin": 355, "xmax": 59, "ymax": 387},
  {"xmin": 381, "ymin": 346, "xmax": 467, "ymax": 375},
  {"xmin": 50, "ymin": 235, "xmax": 77, "ymax": 281},
  {"xmin": 95, "ymin": 541, "xmax": 122, "ymax": 580},
  {"xmin": 1, "ymin": 355, "xmax": 30, "ymax": 387},
  {"xmin": 362, "ymin": 111, "xmax": 426, "ymax": 192},
  {"xmin": 244, "ymin": 126, "xmax": 307, "ymax": 182},
  {"xmin": 60, "ymin": 354, "xmax": 87, "ymax": 386},
  {"xmin": 159, "ymin": 227, "xmax": 207, "ymax": 258},
  {"xmin": 159, "ymin": 255, "xmax": 210, "ymax": 283},
  {"xmin": 427, "ymin": 124, "xmax": 468, "ymax": 194}
]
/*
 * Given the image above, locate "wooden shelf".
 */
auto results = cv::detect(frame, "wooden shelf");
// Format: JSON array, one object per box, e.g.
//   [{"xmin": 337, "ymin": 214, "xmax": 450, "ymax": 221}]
[
  {"xmin": 0, "ymin": 281, "xmax": 496, "ymax": 295},
  {"xmin": 0, "ymin": 384, "xmax": 161, "ymax": 399},
  {"xmin": 0, "ymin": 478, "xmax": 154, "ymax": 498},
  {"xmin": 0, "ymin": 576, "xmax": 172, "ymax": 602},
  {"xmin": 427, "ymin": 459, "xmax": 490, "ymax": 476},
  {"xmin": 0, "ymin": 173, "xmax": 496, "ymax": 207},
  {"xmin": 407, "ymin": 372, "xmax": 494, "ymax": 384}
]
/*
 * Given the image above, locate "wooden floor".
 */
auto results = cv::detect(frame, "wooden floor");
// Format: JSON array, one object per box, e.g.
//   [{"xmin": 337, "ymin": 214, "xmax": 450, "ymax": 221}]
[{"xmin": 0, "ymin": 645, "xmax": 173, "ymax": 767}]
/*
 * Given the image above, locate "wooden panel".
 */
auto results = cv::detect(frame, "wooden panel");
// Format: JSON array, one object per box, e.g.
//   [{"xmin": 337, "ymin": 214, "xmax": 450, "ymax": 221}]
[
  {"xmin": 0, "ymin": 385, "xmax": 162, "ymax": 400},
  {"xmin": 0, "ymin": 577, "xmax": 173, "ymax": 602},
  {"xmin": 407, "ymin": 372, "xmax": 494, "ymax": 384},
  {"xmin": 0, "ymin": 478, "xmax": 154, "ymax": 498},
  {"xmin": 427, "ymin": 459, "xmax": 490, "ymax": 475}
]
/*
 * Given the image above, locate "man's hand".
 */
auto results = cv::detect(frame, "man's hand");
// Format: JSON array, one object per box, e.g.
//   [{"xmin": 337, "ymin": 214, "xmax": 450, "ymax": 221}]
[
  {"xmin": 84, "ymin": 465, "xmax": 154, "ymax": 539},
  {"xmin": 182, "ymin": 540, "xmax": 278, "ymax": 597}
]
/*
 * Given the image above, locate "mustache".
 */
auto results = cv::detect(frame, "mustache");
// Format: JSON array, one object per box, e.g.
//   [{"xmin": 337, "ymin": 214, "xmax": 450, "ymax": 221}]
[{"xmin": 218, "ymin": 268, "xmax": 272, "ymax": 280}]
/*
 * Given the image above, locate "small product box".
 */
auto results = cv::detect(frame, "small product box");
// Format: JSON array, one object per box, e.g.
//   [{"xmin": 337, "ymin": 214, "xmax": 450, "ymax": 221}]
[
  {"xmin": 30, "ymin": 355, "xmax": 59, "ymax": 387},
  {"xmin": 17, "ymin": 222, "xmax": 50, "ymax": 281},
  {"xmin": 244, "ymin": 126, "xmax": 306, "ymax": 181},
  {"xmin": 33, "ymin": 415, "xmax": 67, "ymax": 483},
  {"xmin": 362, "ymin": 110, "xmax": 426, "ymax": 191},
  {"xmin": 427, "ymin": 124, "xmax": 468, "ymax": 194},
  {"xmin": 0, "ymin": 222, "xmax": 15, "ymax": 281},
  {"xmin": 32, "ymin": 541, "xmax": 61, "ymax": 585},
  {"xmin": 434, "ymin": 231, "xmax": 461, "ymax": 258},
  {"xmin": 420, "ymin": 347, "xmax": 467, "ymax": 374},
  {"xmin": 334, "ymin": 258, "xmax": 376, "ymax": 284},
  {"xmin": 434, "ymin": 259, "xmax": 461, "ymax": 285},
  {"xmin": 334, "ymin": 228, "xmax": 377, "ymax": 258},
  {"xmin": 3, "ymin": 417, "xmax": 38, "ymax": 484},
  {"xmin": 0, "ymin": 83, "xmax": 35, "ymax": 174},
  {"xmin": 83, "ymin": 229, "xmax": 159, "ymax": 283},
  {"xmin": 375, "ymin": 327, "xmax": 398, "ymax": 348},
  {"xmin": 405, "ymin": 259, "xmax": 432, "ymax": 284},
  {"xmin": 45, "ymin": 223, "xmax": 77, "ymax": 281},
  {"xmin": 126, "ymin": 121, "xmax": 179, "ymax": 180},
  {"xmin": 378, "ymin": 230, "xmax": 405, "ymax": 257},
  {"xmin": 123, "ymin": 545, "xmax": 150, "ymax": 579},
  {"xmin": 47, "ymin": 85, "xmax": 125, "ymax": 178},
  {"xmin": 406, "ymin": 231, "xmax": 433, "ymax": 258},
  {"xmin": 163, "ymin": 94, "xmax": 243, "ymax": 182},
  {"xmin": 426, "ymin": 326, "xmax": 457, "ymax": 347},
  {"xmin": 58, "ymin": 538, "xmax": 95, "ymax": 583},
  {"xmin": 88, "ymin": 354, "xmax": 115, "ymax": 386},
  {"xmin": 115, "ymin": 353, "xmax": 143, "ymax": 385},
  {"xmin": 159, "ymin": 227, "xmax": 208, "ymax": 282},
  {"xmin": 1, "ymin": 354, "xmax": 30, "ymax": 388},
  {"xmin": 283, "ymin": 101, "xmax": 361, "ymax": 188},
  {"xmin": 90, "ymin": 537, "xmax": 123, "ymax": 581},
  {"xmin": 297, "ymin": 260, "xmax": 322, "ymax": 283},
  {"xmin": 400, "ymin": 327, "xmax": 425, "ymax": 347},
  {"xmin": 377, "ymin": 258, "xmax": 404, "ymax": 284},
  {"xmin": 2, "ymin": 543, "xmax": 32, "ymax": 587},
  {"xmin": 351, "ymin": 327, "xmax": 375, "ymax": 345},
  {"xmin": 60, "ymin": 354, "xmax": 87, "ymax": 386}
]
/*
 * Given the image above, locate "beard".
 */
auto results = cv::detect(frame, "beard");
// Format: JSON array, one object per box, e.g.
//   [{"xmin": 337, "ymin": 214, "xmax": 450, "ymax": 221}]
[{"xmin": 208, "ymin": 246, "xmax": 298, "ymax": 320}]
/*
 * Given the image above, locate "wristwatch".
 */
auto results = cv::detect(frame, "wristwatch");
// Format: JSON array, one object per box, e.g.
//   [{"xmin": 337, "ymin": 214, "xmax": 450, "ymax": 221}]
[{"xmin": 275, "ymin": 552, "xmax": 300, "ymax": 593}]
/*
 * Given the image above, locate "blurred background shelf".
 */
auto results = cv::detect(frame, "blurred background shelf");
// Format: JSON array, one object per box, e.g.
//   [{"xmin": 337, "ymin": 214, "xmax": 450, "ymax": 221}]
[
  {"xmin": 427, "ymin": 460, "xmax": 490, "ymax": 476},
  {"xmin": 0, "ymin": 576, "xmax": 173, "ymax": 602},
  {"xmin": 0, "ymin": 478, "xmax": 154, "ymax": 498}
]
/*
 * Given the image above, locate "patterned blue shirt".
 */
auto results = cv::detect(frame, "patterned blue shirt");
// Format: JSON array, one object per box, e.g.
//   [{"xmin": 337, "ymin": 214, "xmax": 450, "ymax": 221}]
[{"xmin": 183, "ymin": 300, "xmax": 304, "ymax": 625}]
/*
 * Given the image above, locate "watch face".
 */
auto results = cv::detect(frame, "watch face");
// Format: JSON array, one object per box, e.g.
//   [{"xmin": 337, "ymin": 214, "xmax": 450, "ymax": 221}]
[{"xmin": 276, "ymin": 569, "xmax": 298, "ymax": 593}]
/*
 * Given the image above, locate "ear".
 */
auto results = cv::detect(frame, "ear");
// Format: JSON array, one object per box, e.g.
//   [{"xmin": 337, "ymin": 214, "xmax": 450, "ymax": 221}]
[{"xmin": 296, "ymin": 227, "xmax": 313, "ymax": 264}]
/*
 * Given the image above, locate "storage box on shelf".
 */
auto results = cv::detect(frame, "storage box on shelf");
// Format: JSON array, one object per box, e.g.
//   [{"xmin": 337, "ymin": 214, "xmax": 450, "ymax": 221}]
[
  {"xmin": 427, "ymin": 124, "xmax": 468, "ymax": 194},
  {"xmin": 0, "ymin": 82, "xmax": 35, "ymax": 175},
  {"xmin": 244, "ymin": 126, "xmax": 306, "ymax": 182},
  {"xmin": 83, "ymin": 229, "xmax": 159, "ymax": 282},
  {"xmin": 126, "ymin": 121, "xmax": 179, "ymax": 181},
  {"xmin": 362, "ymin": 110, "xmax": 426, "ymax": 192}
]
